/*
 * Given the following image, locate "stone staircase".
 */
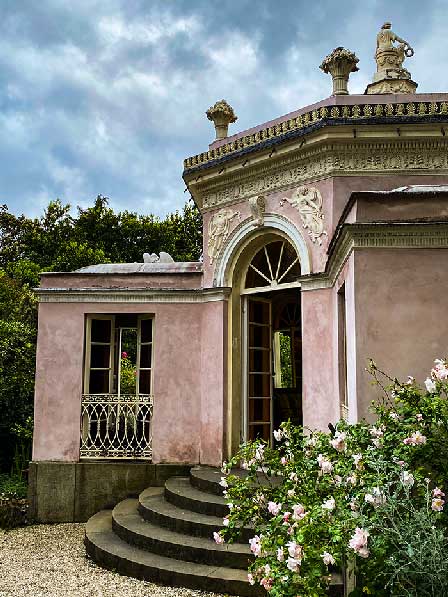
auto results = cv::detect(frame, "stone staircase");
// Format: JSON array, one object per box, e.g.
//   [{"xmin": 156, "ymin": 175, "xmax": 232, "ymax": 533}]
[{"xmin": 85, "ymin": 467, "xmax": 344, "ymax": 596}]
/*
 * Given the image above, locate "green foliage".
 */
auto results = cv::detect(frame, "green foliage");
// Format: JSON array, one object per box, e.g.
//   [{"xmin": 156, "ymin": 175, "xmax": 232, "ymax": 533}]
[
  {"xmin": 0, "ymin": 196, "xmax": 203, "ymax": 273},
  {"xmin": 0, "ymin": 474, "xmax": 28, "ymax": 499},
  {"xmin": 279, "ymin": 332, "xmax": 293, "ymax": 388},
  {"xmin": 120, "ymin": 354, "xmax": 137, "ymax": 395},
  {"xmin": 11, "ymin": 417, "xmax": 33, "ymax": 479},
  {"xmin": 219, "ymin": 361, "xmax": 448, "ymax": 597},
  {"xmin": 0, "ymin": 319, "xmax": 36, "ymax": 472}
]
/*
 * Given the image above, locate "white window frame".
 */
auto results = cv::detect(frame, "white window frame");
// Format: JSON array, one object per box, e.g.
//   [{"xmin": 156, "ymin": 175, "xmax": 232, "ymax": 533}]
[
  {"xmin": 84, "ymin": 314, "xmax": 154, "ymax": 397},
  {"xmin": 84, "ymin": 314, "xmax": 115, "ymax": 394},
  {"xmin": 137, "ymin": 315, "xmax": 153, "ymax": 395}
]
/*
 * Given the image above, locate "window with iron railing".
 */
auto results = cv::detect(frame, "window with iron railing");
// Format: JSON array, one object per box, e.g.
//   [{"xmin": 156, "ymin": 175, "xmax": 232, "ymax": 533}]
[{"xmin": 80, "ymin": 314, "xmax": 153, "ymax": 459}]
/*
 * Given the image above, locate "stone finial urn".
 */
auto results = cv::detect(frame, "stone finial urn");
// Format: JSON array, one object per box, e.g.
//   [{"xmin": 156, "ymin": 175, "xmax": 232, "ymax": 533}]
[
  {"xmin": 320, "ymin": 47, "xmax": 359, "ymax": 95},
  {"xmin": 206, "ymin": 100, "xmax": 237, "ymax": 140}
]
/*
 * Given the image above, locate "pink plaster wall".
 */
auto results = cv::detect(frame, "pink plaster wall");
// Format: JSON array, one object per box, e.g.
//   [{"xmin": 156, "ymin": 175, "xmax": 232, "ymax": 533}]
[
  {"xmin": 33, "ymin": 300, "xmax": 228, "ymax": 465},
  {"xmin": 353, "ymin": 248, "xmax": 448, "ymax": 421},
  {"xmin": 199, "ymin": 301, "xmax": 227, "ymax": 466},
  {"xmin": 355, "ymin": 195, "xmax": 448, "ymax": 222},
  {"xmin": 332, "ymin": 175, "xmax": 448, "ymax": 230},
  {"xmin": 301, "ymin": 288, "xmax": 339, "ymax": 431},
  {"xmin": 33, "ymin": 303, "xmax": 84, "ymax": 461}
]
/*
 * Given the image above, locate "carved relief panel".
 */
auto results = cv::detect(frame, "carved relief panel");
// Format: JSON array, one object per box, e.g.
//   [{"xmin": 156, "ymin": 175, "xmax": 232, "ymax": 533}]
[
  {"xmin": 207, "ymin": 208, "xmax": 240, "ymax": 264},
  {"xmin": 280, "ymin": 186, "xmax": 328, "ymax": 245}
]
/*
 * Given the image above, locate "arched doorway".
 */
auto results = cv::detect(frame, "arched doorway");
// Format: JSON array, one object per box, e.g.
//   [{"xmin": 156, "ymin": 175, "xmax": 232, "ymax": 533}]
[{"xmin": 223, "ymin": 229, "xmax": 306, "ymax": 456}]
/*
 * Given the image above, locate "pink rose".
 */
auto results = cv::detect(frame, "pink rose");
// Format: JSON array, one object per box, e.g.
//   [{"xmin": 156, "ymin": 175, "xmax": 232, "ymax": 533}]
[
  {"xmin": 432, "ymin": 497, "xmax": 445, "ymax": 512},
  {"xmin": 349, "ymin": 527, "xmax": 369, "ymax": 558},
  {"xmin": 267, "ymin": 501, "xmax": 282, "ymax": 516}
]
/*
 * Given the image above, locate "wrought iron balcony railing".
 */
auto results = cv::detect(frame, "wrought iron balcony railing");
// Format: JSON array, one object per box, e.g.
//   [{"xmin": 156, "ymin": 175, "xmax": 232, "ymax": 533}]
[{"xmin": 80, "ymin": 393, "xmax": 153, "ymax": 459}]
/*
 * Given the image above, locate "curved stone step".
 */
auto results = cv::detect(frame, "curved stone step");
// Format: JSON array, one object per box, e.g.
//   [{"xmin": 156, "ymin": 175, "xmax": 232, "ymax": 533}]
[
  {"xmin": 165, "ymin": 476, "xmax": 229, "ymax": 518},
  {"xmin": 138, "ymin": 487, "xmax": 253, "ymax": 543},
  {"xmin": 190, "ymin": 467, "xmax": 283, "ymax": 496},
  {"xmin": 85, "ymin": 510, "xmax": 262, "ymax": 597},
  {"xmin": 190, "ymin": 466, "xmax": 226, "ymax": 495},
  {"xmin": 112, "ymin": 498, "xmax": 253, "ymax": 570}
]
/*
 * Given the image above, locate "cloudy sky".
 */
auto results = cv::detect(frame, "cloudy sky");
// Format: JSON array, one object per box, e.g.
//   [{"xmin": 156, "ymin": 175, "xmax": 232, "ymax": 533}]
[{"xmin": 1, "ymin": 0, "xmax": 447, "ymax": 218}]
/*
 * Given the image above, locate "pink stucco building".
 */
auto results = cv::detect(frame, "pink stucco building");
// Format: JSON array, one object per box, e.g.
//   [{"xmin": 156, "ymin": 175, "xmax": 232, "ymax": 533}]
[{"xmin": 30, "ymin": 57, "xmax": 448, "ymax": 522}]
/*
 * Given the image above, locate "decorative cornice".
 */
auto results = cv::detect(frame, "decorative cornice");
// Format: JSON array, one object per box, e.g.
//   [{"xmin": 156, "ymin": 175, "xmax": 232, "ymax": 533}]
[
  {"xmin": 36, "ymin": 287, "xmax": 231, "ymax": 304},
  {"xmin": 300, "ymin": 222, "xmax": 448, "ymax": 291},
  {"xmin": 194, "ymin": 138, "xmax": 448, "ymax": 212},
  {"xmin": 184, "ymin": 101, "xmax": 448, "ymax": 173}
]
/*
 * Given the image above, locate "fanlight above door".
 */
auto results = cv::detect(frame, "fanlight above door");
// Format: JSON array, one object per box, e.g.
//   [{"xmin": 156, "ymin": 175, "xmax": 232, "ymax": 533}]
[{"xmin": 245, "ymin": 240, "xmax": 301, "ymax": 292}]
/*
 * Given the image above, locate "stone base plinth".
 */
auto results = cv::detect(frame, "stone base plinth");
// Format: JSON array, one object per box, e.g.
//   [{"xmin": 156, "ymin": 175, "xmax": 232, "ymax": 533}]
[
  {"xmin": 365, "ymin": 78, "xmax": 418, "ymax": 95},
  {"xmin": 28, "ymin": 461, "xmax": 193, "ymax": 523}
]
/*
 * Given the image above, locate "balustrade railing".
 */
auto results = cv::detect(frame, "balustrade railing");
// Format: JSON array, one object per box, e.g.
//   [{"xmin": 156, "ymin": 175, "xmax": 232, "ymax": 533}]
[{"xmin": 80, "ymin": 394, "xmax": 153, "ymax": 459}]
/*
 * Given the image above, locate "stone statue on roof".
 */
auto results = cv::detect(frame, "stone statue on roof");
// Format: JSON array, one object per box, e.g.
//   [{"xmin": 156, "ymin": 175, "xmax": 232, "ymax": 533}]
[{"xmin": 365, "ymin": 22, "xmax": 417, "ymax": 94}]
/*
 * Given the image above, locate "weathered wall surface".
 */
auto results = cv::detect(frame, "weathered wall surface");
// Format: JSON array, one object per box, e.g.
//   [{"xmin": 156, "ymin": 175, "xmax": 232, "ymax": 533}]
[
  {"xmin": 28, "ymin": 461, "xmax": 191, "ymax": 523},
  {"xmin": 40, "ymin": 270, "xmax": 203, "ymax": 289},
  {"xmin": 332, "ymin": 174, "xmax": 448, "ymax": 228},
  {"xmin": 33, "ymin": 300, "xmax": 227, "ymax": 465},
  {"xmin": 301, "ymin": 288, "xmax": 339, "ymax": 431},
  {"xmin": 353, "ymin": 248, "xmax": 448, "ymax": 420},
  {"xmin": 200, "ymin": 300, "xmax": 227, "ymax": 466}
]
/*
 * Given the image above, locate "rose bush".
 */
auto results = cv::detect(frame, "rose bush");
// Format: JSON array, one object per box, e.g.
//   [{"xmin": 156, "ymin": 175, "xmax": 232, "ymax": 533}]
[{"xmin": 217, "ymin": 359, "xmax": 448, "ymax": 597}]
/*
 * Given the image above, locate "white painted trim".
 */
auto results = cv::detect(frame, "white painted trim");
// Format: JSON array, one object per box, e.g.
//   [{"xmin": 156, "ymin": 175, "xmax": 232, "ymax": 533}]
[
  {"xmin": 240, "ymin": 280, "xmax": 302, "ymax": 295},
  {"xmin": 215, "ymin": 214, "xmax": 311, "ymax": 287},
  {"xmin": 36, "ymin": 288, "xmax": 231, "ymax": 304}
]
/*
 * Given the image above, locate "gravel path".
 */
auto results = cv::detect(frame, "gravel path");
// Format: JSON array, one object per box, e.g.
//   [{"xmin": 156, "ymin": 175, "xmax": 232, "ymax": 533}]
[{"xmin": 0, "ymin": 523, "xmax": 223, "ymax": 597}]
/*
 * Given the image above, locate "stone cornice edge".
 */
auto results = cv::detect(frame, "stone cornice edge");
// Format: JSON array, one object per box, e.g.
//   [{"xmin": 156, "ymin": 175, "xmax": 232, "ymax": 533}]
[
  {"xmin": 184, "ymin": 101, "xmax": 448, "ymax": 173},
  {"xmin": 36, "ymin": 287, "xmax": 231, "ymax": 304},
  {"xmin": 301, "ymin": 222, "xmax": 448, "ymax": 291}
]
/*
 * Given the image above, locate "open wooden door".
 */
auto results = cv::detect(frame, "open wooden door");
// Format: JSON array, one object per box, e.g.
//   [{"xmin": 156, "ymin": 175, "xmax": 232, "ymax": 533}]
[{"xmin": 244, "ymin": 297, "xmax": 273, "ymax": 443}]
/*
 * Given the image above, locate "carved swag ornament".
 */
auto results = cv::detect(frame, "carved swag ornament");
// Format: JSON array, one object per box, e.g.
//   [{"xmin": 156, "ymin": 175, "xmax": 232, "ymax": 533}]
[{"xmin": 280, "ymin": 187, "xmax": 328, "ymax": 245}]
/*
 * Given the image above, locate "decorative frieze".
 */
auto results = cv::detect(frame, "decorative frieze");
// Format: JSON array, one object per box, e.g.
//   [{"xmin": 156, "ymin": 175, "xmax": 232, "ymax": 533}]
[
  {"xmin": 198, "ymin": 140, "xmax": 448, "ymax": 211},
  {"xmin": 280, "ymin": 187, "xmax": 327, "ymax": 245}
]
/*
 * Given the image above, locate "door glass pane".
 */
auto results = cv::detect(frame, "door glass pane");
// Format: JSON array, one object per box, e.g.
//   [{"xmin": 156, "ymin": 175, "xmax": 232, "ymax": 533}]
[
  {"xmin": 249, "ymin": 349, "xmax": 270, "ymax": 373},
  {"xmin": 90, "ymin": 344, "xmax": 110, "ymax": 368},
  {"xmin": 249, "ymin": 373, "xmax": 271, "ymax": 397},
  {"xmin": 249, "ymin": 325, "xmax": 270, "ymax": 348},
  {"xmin": 249, "ymin": 423, "xmax": 270, "ymax": 442},
  {"xmin": 91, "ymin": 319, "xmax": 112, "ymax": 343},
  {"xmin": 140, "ymin": 344, "xmax": 152, "ymax": 368},
  {"xmin": 120, "ymin": 329, "xmax": 137, "ymax": 394},
  {"xmin": 89, "ymin": 370, "xmax": 109, "ymax": 394},
  {"xmin": 249, "ymin": 301, "xmax": 270, "ymax": 324},
  {"xmin": 139, "ymin": 370, "xmax": 151, "ymax": 394},
  {"xmin": 249, "ymin": 398, "xmax": 271, "ymax": 422},
  {"xmin": 140, "ymin": 319, "xmax": 153, "ymax": 343}
]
